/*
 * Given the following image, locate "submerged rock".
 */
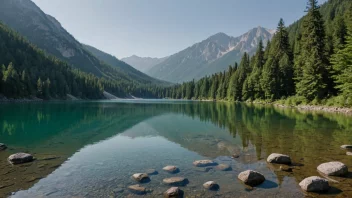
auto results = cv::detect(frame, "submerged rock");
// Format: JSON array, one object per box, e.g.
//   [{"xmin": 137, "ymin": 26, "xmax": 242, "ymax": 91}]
[
  {"xmin": 193, "ymin": 160, "xmax": 217, "ymax": 167},
  {"xmin": 163, "ymin": 177, "xmax": 188, "ymax": 186},
  {"xmin": 132, "ymin": 173, "xmax": 150, "ymax": 183},
  {"xmin": 280, "ymin": 165, "xmax": 293, "ymax": 172},
  {"xmin": 8, "ymin": 153, "xmax": 34, "ymax": 164},
  {"xmin": 203, "ymin": 181, "xmax": 219, "ymax": 190},
  {"xmin": 216, "ymin": 164, "xmax": 232, "ymax": 171},
  {"xmin": 238, "ymin": 170, "xmax": 265, "ymax": 186},
  {"xmin": 0, "ymin": 143, "xmax": 7, "ymax": 151},
  {"xmin": 163, "ymin": 187, "xmax": 183, "ymax": 198},
  {"xmin": 299, "ymin": 176, "xmax": 330, "ymax": 192},
  {"xmin": 317, "ymin": 162, "xmax": 348, "ymax": 176},
  {"xmin": 128, "ymin": 184, "xmax": 146, "ymax": 195},
  {"xmin": 347, "ymin": 152, "xmax": 352, "ymax": 156},
  {"xmin": 146, "ymin": 169, "xmax": 158, "ymax": 175},
  {"xmin": 341, "ymin": 145, "xmax": 352, "ymax": 149},
  {"xmin": 163, "ymin": 165, "xmax": 179, "ymax": 174},
  {"xmin": 267, "ymin": 153, "xmax": 292, "ymax": 165},
  {"xmin": 231, "ymin": 154, "xmax": 240, "ymax": 159}
]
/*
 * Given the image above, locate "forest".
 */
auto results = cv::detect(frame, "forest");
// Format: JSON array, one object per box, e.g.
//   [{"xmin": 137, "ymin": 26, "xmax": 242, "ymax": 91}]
[
  {"xmin": 0, "ymin": 22, "xmax": 164, "ymax": 100},
  {"xmin": 160, "ymin": 0, "xmax": 352, "ymax": 107}
]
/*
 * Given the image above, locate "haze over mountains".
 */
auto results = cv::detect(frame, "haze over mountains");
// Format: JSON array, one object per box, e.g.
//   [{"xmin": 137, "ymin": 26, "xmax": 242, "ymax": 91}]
[
  {"xmin": 144, "ymin": 27, "xmax": 274, "ymax": 83},
  {"xmin": 0, "ymin": 0, "xmax": 163, "ymax": 85},
  {"xmin": 121, "ymin": 55, "xmax": 168, "ymax": 73}
]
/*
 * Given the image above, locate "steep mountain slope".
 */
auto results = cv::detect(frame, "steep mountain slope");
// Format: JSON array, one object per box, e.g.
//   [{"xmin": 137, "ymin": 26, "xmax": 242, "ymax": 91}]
[
  {"xmin": 0, "ymin": 0, "xmax": 162, "ymax": 85},
  {"xmin": 82, "ymin": 44, "xmax": 167, "ymax": 84},
  {"xmin": 121, "ymin": 55, "xmax": 168, "ymax": 72},
  {"xmin": 147, "ymin": 27, "xmax": 274, "ymax": 83}
]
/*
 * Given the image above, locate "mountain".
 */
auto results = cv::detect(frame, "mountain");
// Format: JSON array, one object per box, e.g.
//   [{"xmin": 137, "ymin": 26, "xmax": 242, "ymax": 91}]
[
  {"xmin": 82, "ymin": 44, "xmax": 167, "ymax": 84},
  {"xmin": 0, "ymin": 0, "xmax": 163, "ymax": 85},
  {"xmin": 147, "ymin": 27, "xmax": 274, "ymax": 83},
  {"xmin": 121, "ymin": 55, "xmax": 168, "ymax": 73}
]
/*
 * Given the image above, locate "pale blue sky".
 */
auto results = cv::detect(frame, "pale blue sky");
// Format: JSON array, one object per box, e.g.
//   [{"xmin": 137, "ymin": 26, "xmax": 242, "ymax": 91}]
[{"xmin": 32, "ymin": 0, "xmax": 327, "ymax": 59}]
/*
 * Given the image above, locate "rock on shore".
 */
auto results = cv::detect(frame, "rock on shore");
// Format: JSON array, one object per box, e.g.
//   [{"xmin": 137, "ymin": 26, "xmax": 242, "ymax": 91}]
[
  {"xmin": 267, "ymin": 153, "xmax": 292, "ymax": 165},
  {"xmin": 299, "ymin": 176, "xmax": 330, "ymax": 192},
  {"xmin": 317, "ymin": 162, "xmax": 348, "ymax": 176},
  {"xmin": 8, "ymin": 153, "xmax": 34, "ymax": 164},
  {"xmin": 238, "ymin": 170, "xmax": 265, "ymax": 186}
]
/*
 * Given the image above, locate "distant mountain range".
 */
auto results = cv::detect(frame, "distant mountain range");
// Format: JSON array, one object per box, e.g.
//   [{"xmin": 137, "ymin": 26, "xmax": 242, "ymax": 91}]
[
  {"xmin": 146, "ymin": 27, "xmax": 274, "ymax": 83},
  {"xmin": 0, "ymin": 0, "xmax": 163, "ymax": 85},
  {"xmin": 121, "ymin": 55, "xmax": 168, "ymax": 73}
]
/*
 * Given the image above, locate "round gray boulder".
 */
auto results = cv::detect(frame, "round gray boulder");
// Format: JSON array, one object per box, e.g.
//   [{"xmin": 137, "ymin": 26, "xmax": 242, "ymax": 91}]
[
  {"xmin": 347, "ymin": 152, "xmax": 352, "ymax": 156},
  {"xmin": 238, "ymin": 170, "xmax": 265, "ymax": 186},
  {"xmin": 163, "ymin": 187, "xmax": 183, "ymax": 198},
  {"xmin": 317, "ymin": 161, "xmax": 348, "ymax": 176},
  {"xmin": 299, "ymin": 176, "xmax": 330, "ymax": 192},
  {"xmin": 267, "ymin": 153, "xmax": 292, "ymax": 164},
  {"xmin": 8, "ymin": 153, "xmax": 34, "ymax": 164}
]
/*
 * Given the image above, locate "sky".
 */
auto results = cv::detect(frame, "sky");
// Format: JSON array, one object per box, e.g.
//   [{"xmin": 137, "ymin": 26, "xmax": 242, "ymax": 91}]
[{"xmin": 32, "ymin": 0, "xmax": 328, "ymax": 59}]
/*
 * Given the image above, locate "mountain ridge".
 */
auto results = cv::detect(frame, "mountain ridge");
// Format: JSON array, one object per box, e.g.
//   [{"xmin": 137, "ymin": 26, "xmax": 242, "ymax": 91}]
[{"xmin": 147, "ymin": 26, "xmax": 274, "ymax": 83}]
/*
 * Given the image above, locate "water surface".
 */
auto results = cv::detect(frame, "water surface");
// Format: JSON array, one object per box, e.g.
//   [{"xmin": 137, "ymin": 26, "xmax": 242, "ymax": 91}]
[{"xmin": 0, "ymin": 100, "xmax": 351, "ymax": 197}]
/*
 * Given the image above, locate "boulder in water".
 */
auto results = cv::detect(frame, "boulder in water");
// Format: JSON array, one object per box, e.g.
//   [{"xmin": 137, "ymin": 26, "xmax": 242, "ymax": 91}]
[
  {"xmin": 203, "ymin": 181, "xmax": 219, "ymax": 190},
  {"xmin": 341, "ymin": 145, "xmax": 352, "ymax": 149},
  {"xmin": 216, "ymin": 164, "xmax": 231, "ymax": 171},
  {"xmin": 132, "ymin": 173, "xmax": 150, "ymax": 183},
  {"xmin": 317, "ymin": 162, "xmax": 348, "ymax": 176},
  {"xmin": 163, "ymin": 165, "xmax": 179, "ymax": 174},
  {"xmin": 128, "ymin": 184, "xmax": 146, "ymax": 195},
  {"xmin": 193, "ymin": 160, "xmax": 217, "ymax": 167},
  {"xmin": 267, "ymin": 153, "xmax": 292, "ymax": 165},
  {"xmin": 8, "ymin": 153, "xmax": 34, "ymax": 164},
  {"xmin": 0, "ymin": 143, "xmax": 7, "ymax": 151},
  {"xmin": 238, "ymin": 170, "xmax": 265, "ymax": 186},
  {"xmin": 299, "ymin": 176, "xmax": 330, "ymax": 192},
  {"xmin": 163, "ymin": 177, "xmax": 188, "ymax": 186},
  {"xmin": 163, "ymin": 187, "xmax": 183, "ymax": 198}
]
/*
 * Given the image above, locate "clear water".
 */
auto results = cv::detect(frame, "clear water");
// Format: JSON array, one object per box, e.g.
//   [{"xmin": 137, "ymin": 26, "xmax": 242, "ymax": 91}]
[{"xmin": 0, "ymin": 100, "xmax": 351, "ymax": 197}]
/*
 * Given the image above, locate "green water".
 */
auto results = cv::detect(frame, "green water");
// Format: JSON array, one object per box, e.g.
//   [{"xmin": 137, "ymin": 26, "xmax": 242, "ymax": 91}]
[{"xmin": 0, "ymin": 100, "xmax": 351, "ymax": 197}]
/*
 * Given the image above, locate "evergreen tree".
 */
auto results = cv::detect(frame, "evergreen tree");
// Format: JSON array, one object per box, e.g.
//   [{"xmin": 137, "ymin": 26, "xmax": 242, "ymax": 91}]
[
  {"xmin": 295, "ymin": 0, "xmax": 330, "ymax": 100},
  {"xmin": 228, "ymin": 53, "xmax": 250, "ymax": 101},
  {"xmin": 331, "ymin": 28, "xmax": 352, "ymax": 104}
]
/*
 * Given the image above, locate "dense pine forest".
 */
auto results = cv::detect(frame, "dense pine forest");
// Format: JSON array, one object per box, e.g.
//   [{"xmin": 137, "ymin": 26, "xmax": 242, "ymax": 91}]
[
  {"xmin": 161, "ymin": 0, "xmax": 352, "ymax": 107},
  {"xmin": 0, "ymin": 22, "xmax": 164, "ymax": 100}
]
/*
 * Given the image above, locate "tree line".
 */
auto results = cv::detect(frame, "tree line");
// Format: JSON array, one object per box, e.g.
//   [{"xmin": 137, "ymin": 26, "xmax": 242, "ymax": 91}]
[
  {"xmin": 160, "ymin": 0, "xmax": 352, "ymax": 107},
  {"xmin": 0, "ymin": 22, "xmax": 164, "ymax": 100}
]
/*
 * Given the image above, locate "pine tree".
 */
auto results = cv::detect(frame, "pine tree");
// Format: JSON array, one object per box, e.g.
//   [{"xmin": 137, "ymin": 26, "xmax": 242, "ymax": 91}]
[
  {"xmin": 295, "ymin": 0, "xmax": 330, "ymax": 101},
  {"xmin": 228, "ymin": 53, "xmax": 250, "ymax": 101},
  {"xmin": 37, "ymin": 78, "xmax": 43, "ymax": 97},
  {"xmin": 244, "ymin": 40, "xmax": 265, "ymax": 100},
  {"xmin": 331, "ymin": 28, "xmax": 352, "ymax": 104}
]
